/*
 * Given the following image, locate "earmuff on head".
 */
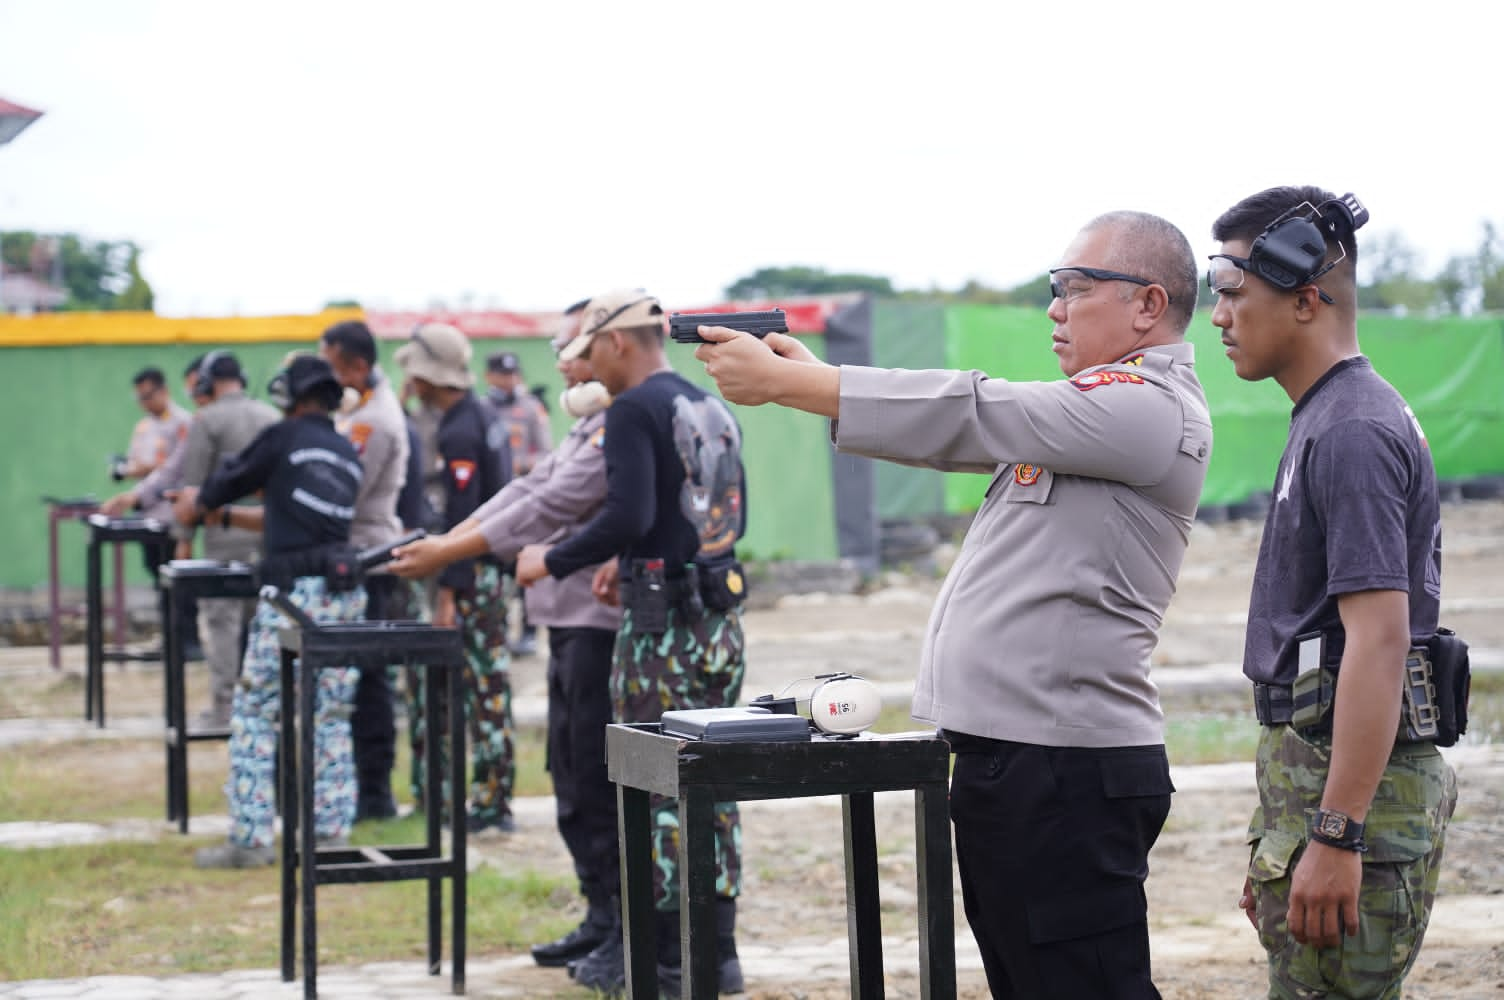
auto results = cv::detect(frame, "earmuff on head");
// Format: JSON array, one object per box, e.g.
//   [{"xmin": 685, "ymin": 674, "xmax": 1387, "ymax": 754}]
[
  {"xmin": 267, "ymin": 350, "xmax": 315, "ymax": 411},
  {"xmin": 196, "ymin": 349, "xmax": 228, "ymax": 392},
  {"xmin": 1247, "ymin": 192, "xmax": 1370, "ymax": 294},
  {"xmin": 269, "ymin": 353, "xmax": 343, "ymax": 413}
]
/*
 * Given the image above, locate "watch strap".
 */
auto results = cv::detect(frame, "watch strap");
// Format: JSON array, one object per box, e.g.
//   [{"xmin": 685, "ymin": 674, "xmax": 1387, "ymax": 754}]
[{"xmin": 1310, "ymin": 808, "xmax": 1367, "ymax": 853}]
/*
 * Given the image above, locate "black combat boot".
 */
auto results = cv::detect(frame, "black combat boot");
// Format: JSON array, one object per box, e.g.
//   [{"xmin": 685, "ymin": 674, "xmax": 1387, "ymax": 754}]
[
  {"xmin": 716, "ymin": 896, "xmax": 745, "ymax": 994},
  {"xmin": 570, "ymin": 917, "xmax": 626, "ymax": 994},
  {"xmin": 532, "ymin": 894, "xmax": 617, "ymax": 968}
]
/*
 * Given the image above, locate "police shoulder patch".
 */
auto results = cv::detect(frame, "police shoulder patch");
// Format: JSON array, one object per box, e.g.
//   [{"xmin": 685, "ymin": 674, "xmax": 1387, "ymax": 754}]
[
  {"xmin": 1070, "ymin": 369, "xmax": 1146, "ymax": 392},
  {"xmin": 450, "ymin": 459, "xmax": 477, "ymax": 489}
]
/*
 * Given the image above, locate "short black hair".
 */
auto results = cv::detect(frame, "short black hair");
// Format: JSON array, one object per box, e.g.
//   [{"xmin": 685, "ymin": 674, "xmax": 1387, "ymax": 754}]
[
  {"xmin": 1211, "ymin": 185, "xmax": 1358, "ymax": 267},
  {"xmin": 183, "ymin": 355, "xmax": 206, "ymax": 378},
  {"xmin": 133, "ymin": 367, "xmax": 165, "ymax": 389},
  {"xmin": 320, "ymin": 319, "xmax": 378, "ymax": 366}
]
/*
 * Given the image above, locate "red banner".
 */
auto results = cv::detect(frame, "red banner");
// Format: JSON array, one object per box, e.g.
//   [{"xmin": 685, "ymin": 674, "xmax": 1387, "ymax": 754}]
[{"xmin": 364, "ymin": 293, "xmax": 858, "ymax": 340}]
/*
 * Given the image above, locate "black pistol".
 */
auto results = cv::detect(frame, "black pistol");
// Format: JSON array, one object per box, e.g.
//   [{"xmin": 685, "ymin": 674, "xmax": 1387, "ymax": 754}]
[
  {"xmin": 669, "ymin": 309, "xmax": 788, "ymax": 345},
  {"xmin": 356, "ymin": 529, "xmax": 427, "ymax": 573}
]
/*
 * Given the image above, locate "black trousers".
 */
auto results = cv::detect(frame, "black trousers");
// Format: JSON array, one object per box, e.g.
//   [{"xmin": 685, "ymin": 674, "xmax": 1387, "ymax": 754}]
[
  {"xmin": 546, "ymin": 625, "xmax": 620, "ymax": 903},
  {"xmin": 352, "ymin": 574, "xmax": 403, "ymax": 801},
  {"xmin": 947, "ymin": 733, "xmax": 1173, "ymax": 1000}
]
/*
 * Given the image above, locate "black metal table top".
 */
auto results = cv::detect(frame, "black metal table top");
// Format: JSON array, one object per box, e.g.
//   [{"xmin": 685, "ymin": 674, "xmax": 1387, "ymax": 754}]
[{"xmin": 85, "ymin": 513, "xmax": 172, "ymax": 543}]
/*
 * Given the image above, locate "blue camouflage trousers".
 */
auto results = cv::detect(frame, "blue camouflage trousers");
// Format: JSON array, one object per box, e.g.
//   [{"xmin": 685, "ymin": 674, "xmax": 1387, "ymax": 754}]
[
  {"xmin": 1246, "ymin": 724, "xmax": 1457, "ymax": 999},
  {"xmin": 408, "ymin": 563, "xmax": 514, "ymax": 825},
  {"xmin": 227, "ymin": 576, "xmax": 366, "ymax": 849},
  {"xmin": 612, "ymin": 603, "xmax": 745, "ymax": 911}
]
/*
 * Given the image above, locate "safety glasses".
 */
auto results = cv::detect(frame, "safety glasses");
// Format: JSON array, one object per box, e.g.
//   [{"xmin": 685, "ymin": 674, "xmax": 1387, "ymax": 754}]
[{"xmin": 1048, "ymin": 266, "xmax": 1163, "ymax": 304}]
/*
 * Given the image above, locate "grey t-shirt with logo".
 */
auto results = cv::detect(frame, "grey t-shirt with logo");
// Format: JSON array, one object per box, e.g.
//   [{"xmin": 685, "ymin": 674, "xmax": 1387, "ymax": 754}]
[{"xmin": 1242, "ymin": 356, "xmax": 1442, "ymax": 686}]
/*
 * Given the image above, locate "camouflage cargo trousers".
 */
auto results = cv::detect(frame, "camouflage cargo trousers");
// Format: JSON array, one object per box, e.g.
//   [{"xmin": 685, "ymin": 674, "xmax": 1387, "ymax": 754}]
[
  {"xmin": 406, "ymin": 563, "xmax": 515, "ymax": 825},
  {"xmin": 228, "ymin": 576, "xmax": 366, "ymax": 849},
  {"xmin": 1246, "ymin": 724, "xmax": 1457, "ymax": 999},
  {"xmin": 613, "ymin": 604, "xmax": 745, "ymax": 912}
]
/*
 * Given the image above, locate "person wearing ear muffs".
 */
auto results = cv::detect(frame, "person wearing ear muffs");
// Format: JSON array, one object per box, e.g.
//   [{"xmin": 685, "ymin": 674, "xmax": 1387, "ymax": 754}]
[
  {"xmin": 171, "ymin": 351, "xmax": 279, "ymax": 727},
  {"xmin": 182, "ymin": 354, "xmax": 368, "ymax": 869}
]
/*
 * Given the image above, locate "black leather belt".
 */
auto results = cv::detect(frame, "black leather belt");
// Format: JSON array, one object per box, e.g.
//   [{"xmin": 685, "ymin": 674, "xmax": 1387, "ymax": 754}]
[{"xmin": 1252, "ymin": 683, "xmax": 1294, "ymax": 725}]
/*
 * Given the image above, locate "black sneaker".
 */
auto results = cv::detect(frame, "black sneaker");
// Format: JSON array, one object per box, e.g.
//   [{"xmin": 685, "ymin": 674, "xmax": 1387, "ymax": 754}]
[
  {"xmin": 654, "ymin": 958, "xmax": 741, "ymax": 997},
  {"xmin": 531, "ymin": 916, "xmax": 611, "ymax": 967},
  {"xmin": 354, "ymin": 794, "xmax": 398, "ymax": 823},
  {"xmin": 718, "ymin": 955, "xmax": 745, "ymax": 994},
  {"xmin": 464, "ymin": 811, "xmax": 516, "ymax": 836}
]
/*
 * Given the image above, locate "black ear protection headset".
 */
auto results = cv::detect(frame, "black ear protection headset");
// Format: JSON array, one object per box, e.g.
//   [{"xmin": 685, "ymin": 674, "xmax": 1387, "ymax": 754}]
[
  {"xmin": 266, "ymin": 351, "xmax": 317, "ymax": 411},
  {"xmin": 1243, "ymin": 192, "xmax": 1370, "ymax": 303},
  {"xmin": 266, "ymin": 365, "xmax": 293, "ymax": 411},
  {"xmin": 195, "ymin": 349, "xmax": 228, "ymax": 391}
]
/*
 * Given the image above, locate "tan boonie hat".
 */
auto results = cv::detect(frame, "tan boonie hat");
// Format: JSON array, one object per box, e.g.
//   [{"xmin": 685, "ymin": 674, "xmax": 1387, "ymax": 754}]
[
  {"xmin": 557, "ymin": 289, "xmax": 664, "ymax": 362},
  {"xmin": 394, "ymin": 323, "xmax": 473, "ymax": 389}
]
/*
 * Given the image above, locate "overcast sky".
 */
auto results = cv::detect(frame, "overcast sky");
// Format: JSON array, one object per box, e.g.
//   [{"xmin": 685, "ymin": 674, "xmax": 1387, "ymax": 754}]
[{"xmin": 0, "ymin": 1, "xmax": 1497, "ymax": 318}]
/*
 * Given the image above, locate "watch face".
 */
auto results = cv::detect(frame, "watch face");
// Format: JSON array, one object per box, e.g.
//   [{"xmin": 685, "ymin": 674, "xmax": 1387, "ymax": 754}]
[{"xmin": 1316, "ymin": 811, "xmax": 1348, "ymax": 838}]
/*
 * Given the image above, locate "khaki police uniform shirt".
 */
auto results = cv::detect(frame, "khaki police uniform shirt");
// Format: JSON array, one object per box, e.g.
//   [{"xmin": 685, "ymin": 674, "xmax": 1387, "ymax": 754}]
[
  {"xmin": 178, "ymin": 388, "xmax": 280, "ymax": 560},
  {"xmin": 471, "ymin": 408, "xmax": 620, "ymax": 632},
  {"xmin": 336, "ymin": 376, "xmax": 409, "ymax": 550},
  {"xmin": 835, "ymin": 343, "xmax": 1212, "ymax": 748},
  {"xmin": 127, "ymin": 401, "xmax": 191, "ymax": 477}
]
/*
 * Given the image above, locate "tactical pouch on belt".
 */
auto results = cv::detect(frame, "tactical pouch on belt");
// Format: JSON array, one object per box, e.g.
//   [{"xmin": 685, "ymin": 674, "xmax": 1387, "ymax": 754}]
[
  {"xmin": 1290, "ymin": 666, "xmax": 1336, "ymax": 734},
  {"xmin": 1397, "ymin": 646, "xmax": 1440, "ymax": 744},
  {"xmin": 1428, "ymin": 627, "xmax": 1471, "ymax": 747},
  {"xmin": 324, "ymin": 545, "xmax": 364, "ymax": 593},
  {"xmin": 625, "ymin": 558, "xmax": 671, "ymax": 634},
  {"xmin": 697, "ymin": 557, "xmax": 747, "ymax": 612}
]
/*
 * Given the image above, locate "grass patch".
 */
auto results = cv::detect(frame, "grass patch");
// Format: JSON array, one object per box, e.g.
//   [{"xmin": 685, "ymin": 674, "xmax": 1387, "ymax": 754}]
[
  {"xmin": 0, "ymin": 839, "xmax": 571, "ymax": 980},
  {"xmin": 0, "ymin": 723, "xmax": 551, "ymax": 828}
]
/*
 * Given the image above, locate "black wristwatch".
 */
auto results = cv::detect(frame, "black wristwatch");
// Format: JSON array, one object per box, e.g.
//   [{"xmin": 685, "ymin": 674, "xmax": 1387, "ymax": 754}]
[{"xmin": 1309, "ymin": 808, "xmax": 1367, "ymax": 853}]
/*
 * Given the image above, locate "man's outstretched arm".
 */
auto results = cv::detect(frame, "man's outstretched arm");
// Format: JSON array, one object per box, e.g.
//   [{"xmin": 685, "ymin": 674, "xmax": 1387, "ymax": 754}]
[{"xmin": 694, "ymin": 327, "xmax": 840, "ymax": 418}]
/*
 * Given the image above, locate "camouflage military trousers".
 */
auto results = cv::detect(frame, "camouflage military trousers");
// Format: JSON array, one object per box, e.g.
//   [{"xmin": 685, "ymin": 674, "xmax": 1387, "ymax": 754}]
[
  {"xmin": 612, "ymin": 604, "xmax": 745, "ymax": 912},
  {"xmin": 407, "ymin": 564, "xmax": 514, "ymax": 825},
  {"xmin": 228, "ymin": 577, "xmax": 366, "ymax": 849},
  {"xmin": 1246, "ymin": 724, "xmax": 1457, "ymax": 999}
]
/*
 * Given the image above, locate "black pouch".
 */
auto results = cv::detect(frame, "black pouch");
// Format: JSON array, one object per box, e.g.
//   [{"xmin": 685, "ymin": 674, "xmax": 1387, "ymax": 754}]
[
  {"xmin": 1428, "ymin": 627, "xmax": 1471, "ymax": 747},
  {"xmin": 677, "ymin": 564, "xmax": 705, "ymax": 618},
  {"xmin": 324, "ymin": 545, "xmax": 364, "ymax": 593},
  {"xmin": 698, "ymin": 558, "xmax": 748, "ymax": 612},
  {"xmin": 627, "ymin": 558, "xmax": 670, "ymax": 634}
]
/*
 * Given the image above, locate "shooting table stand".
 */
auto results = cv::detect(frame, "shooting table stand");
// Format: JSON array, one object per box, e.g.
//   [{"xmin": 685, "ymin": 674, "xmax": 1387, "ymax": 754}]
[
  {"xmin": 276, "ymin": 614, "xmax": 468, "ymax": 999},
  {"xmin": 605, "ymin": 724, "xmax": 956, "ymax": 1000},
  {"xmin": 159, "ymin": 559, "xmax": 259, "ymax": 832},
  {"xmin": 83, "ymin": 514, "xmax": 173, "ymax": 726},
  {"xmin": 43, "ymin": 496, "xmax": 99, "ymax": 671}
]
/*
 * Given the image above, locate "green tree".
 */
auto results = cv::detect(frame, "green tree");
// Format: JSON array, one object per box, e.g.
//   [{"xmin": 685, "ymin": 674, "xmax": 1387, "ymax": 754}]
[
  {"xmin": 1003, "ymin": 273, "xmax": 1054, "ymax": 309},
  {"xmin": 0, "ymin": 231, "xmax": 155, "ymax": 312},
  {"xmin": 1358, "ymin": 231, "xmax": 1435, "ymax": 312},
  {"xmin": 723, "ymin": 266, "xmax": 895, "ymax": 300},
  {"xmin": 1476, "ymin": 222, "xmax": 1504, "ymax": 312}
]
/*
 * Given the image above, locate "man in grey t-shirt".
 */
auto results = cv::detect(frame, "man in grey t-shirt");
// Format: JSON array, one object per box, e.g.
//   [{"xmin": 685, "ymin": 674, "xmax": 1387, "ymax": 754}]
[{"xmin": 1211, "ymin": 184, "xmax": 1455, "ymax": 997}]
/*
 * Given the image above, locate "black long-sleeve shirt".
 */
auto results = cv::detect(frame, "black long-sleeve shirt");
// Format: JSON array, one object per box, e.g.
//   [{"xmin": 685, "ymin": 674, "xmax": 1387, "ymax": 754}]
[
  {"xmin": 435, "ymin": 391, "xmax": 510, "ymax": 591},
  {"xmin": 198, "ymin": 414, "xmax": 362, "ymax": 556},
  {"xmin": 545, "ymin": 370, "xmax": 746, "ymax": 583}
]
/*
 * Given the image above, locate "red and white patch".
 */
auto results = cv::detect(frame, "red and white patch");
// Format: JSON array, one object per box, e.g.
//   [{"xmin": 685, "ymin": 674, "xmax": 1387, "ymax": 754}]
[
  {"xmin": 450, "ymin": 459, "xmax": 477, "ymax": 489},
  {"xmin": 348, "ymin": 423, "xmax": 373, "ymax": 456},
  {"xmin": 1014, "ymin": 463, "xmax": 1042, "ymax": 486},
  {"xmin": 1070, "ymin": 370, "xmax": 1145, "ymax": 392}
]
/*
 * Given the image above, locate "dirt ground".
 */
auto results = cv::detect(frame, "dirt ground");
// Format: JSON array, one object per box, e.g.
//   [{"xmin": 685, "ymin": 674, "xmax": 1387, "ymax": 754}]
[
  {"xmin": 533, "ymin": 499, "xmax": 1503, "ymax": 999},
  {"xmin": 4, "ymin": 501, "xmax": 1502, "ymax": 998}
]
